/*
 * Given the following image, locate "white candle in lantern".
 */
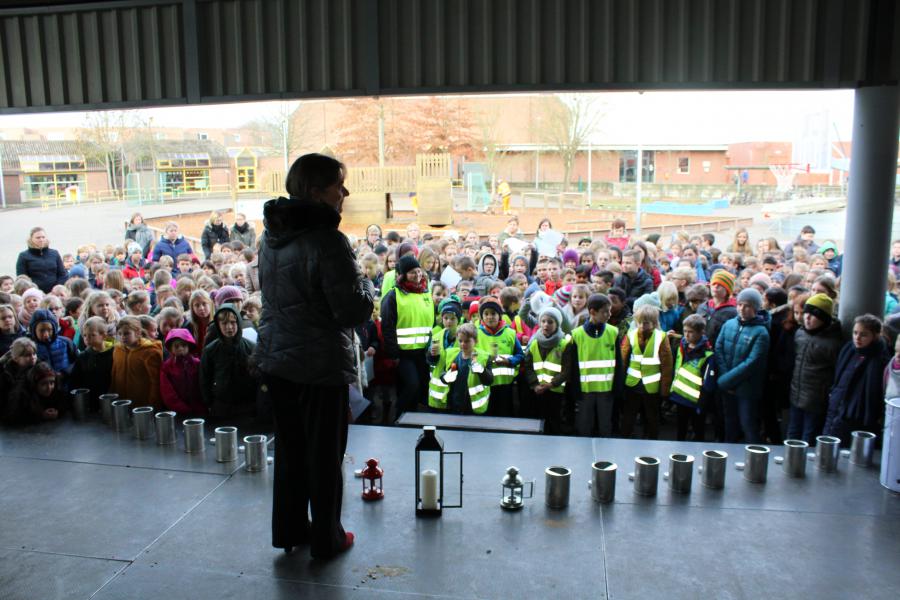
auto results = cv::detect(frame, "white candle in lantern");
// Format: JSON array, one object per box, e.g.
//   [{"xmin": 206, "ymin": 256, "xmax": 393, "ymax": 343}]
[{"xmin": 420, "ymin": 469, "xmax": 439, "ymax": 510}]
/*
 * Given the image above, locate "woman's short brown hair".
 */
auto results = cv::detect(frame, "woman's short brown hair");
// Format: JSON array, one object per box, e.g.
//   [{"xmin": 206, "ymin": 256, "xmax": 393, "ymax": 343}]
[{"xmin": 285, "ymin": 153, "xmax": 346, "ymax": 199}]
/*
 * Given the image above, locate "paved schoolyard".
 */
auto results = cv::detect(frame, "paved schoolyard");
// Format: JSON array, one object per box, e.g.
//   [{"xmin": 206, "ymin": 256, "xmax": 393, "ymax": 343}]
[{"xmin": 0, "ymin": 198, "xmax": 231, "ymax": 275}]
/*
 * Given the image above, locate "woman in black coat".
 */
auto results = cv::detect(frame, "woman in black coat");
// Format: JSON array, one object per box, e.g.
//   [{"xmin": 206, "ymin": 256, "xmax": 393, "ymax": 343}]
[
  {"xmin": 15, "ymin": 227, "xmax": 67, "ymax": 293},
  {"xmin": 200, "ymin": 211, "xmax": 230, "ymax": 259},
  {"xmin": 255, "ymin": 153, "xmax": 375, "ymax": 559}
]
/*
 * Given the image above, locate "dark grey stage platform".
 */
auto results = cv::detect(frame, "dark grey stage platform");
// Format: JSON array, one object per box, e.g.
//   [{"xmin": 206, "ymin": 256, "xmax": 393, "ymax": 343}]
[{"xmin": 1, "ymin": 419, "xmax": 898, "ymax": 599}]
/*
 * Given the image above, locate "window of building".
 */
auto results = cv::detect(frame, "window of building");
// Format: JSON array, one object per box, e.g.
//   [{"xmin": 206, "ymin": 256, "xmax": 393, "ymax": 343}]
[
  {"xmin": 678, "ymin": 157, "xmax": 690, "ymax": 174},
  {"xmin": 198, "ymin": 132, "xmax": 208, "ymax": 141},
  {"xmin": 156, "ymin": 153, "xmax": 211, "ymax": 193},
  {"xmin": 618, "ymin": 150, "xmax": 655, "ymax": 183},
  {"xmin": 236, "ymin": 153, "xmax": 257, "ymax": 190},
  {"xmin": 20, "ymin": 154, "xmax": 88, "ymax": 201},
  {"xmin": 155, "ymin": 132, "xmax": 166, "ymax": 140},
  {"xmin": 233, "ymin": 133, "xmax": 241, "ymax": 142}
]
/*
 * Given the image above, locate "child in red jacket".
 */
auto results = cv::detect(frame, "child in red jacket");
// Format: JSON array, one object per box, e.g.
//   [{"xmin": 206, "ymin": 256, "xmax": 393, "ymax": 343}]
[{"xmin": 160, "ymin": 328, "xmax": 204, "ymax": 416}]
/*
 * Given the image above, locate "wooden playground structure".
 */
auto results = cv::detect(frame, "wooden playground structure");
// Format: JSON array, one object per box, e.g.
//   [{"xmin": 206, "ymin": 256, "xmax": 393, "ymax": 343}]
[{"xmin": 342, "ymin": 153, "xmax": 453, "ymax": 226}]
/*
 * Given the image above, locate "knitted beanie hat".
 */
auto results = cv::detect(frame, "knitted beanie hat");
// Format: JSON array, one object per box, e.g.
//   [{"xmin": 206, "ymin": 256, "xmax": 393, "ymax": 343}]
[
  {"xmin": 710, "ymin": 270, "xmax": 736, "ymax": 296},
  {"xmin": 213, "ymin": 285, "xmax": 243, "ymax": 307},
  {"xmin": 804, "ymin": 293, "xmax": 834, "ymax": 323},
  {"xmin": 537, "ymin": 305, "xmax": 563, "ymax": 328},
  {"xmin": 22, "ymin": 288, "xmax": 44, "ymax": 302},
  {"xmin": 749, "ymin": 272, "xmax": 772, "ymax": 291},
  {"xmin": 633, "ymin": 292, "xmax": 661, "ymax": 312},
  {"xmin": 554, "ymin": 285, "xmax": 573, "ymax": 307},
  {"xmin": 478, "ymin": 296, "xmax": 503, "ymax": 317},
  {"xmin": 397, "ymin": 254, "xmax": 421, "ymax": 277},
  {"xmin": 438, "ymin": 295, "xmax": 463, "ymax": 318},
  {"xmin": 562, "ymin": 249, "xmax": 580, "ymax": 264},
  {"xmin": 736, "ymin": 288, "xmax": 763, "ymax": 312},
  {"xmin": 818, "ymin": 241, "xmax": 838, "ymax": 256}
]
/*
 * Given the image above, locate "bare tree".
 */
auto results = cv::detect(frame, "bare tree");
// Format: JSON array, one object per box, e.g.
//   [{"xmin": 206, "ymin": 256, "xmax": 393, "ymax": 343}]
[
  {"xmin": 475, "ymin": 103, "xmax": 508, "ymax": 193},
  {"xmin": 532, "ymin": 94, "xmax": 603, "ymax": 191},
  {"xmin": 75, "ymin": 111, "xmax": 129, "ymax": 195},
  {"xmin": 241, "ymin": 101, "xmax": 310, "ymax": 169}
]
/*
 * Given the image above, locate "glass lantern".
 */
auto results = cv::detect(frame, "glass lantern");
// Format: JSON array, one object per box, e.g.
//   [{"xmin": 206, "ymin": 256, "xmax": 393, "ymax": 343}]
[
  {"xmin": 415, "ymin": 426, "xmax": 463, "ymax": 517},
  {"xmin": 500, "ymin": 466, "xmax": 534, "ymax": 510},
  {"xmin": 361, "ymin": 458, "xmax": 384, "ymax": 501}
]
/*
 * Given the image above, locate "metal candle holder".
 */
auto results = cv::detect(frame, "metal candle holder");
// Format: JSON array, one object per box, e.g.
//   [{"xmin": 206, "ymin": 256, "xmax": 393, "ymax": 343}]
[
  {"xmin": 69, "ymin": 388, "xmax": 89, "ymax": 421},
  {"xmin": 633, "ymin": 456, "xmax": 659, "ymax": 496},
  {"xmin": 782, "ymin": 439, "xmax": 808, "ymax": 478},
  {"xmin": 815, "ymin": 436, "xmax": 841, "ymax": 472},
  {"xmin": 99, "ymin": 393, "xmax": 118, "ymax": 425},
  {"xmin": 743, "ymin": 445, "xmax": 770, "ymax": 483},
  {"xmin": 544, "ymin": 466, "xmax": 571, "ymax": 509},
  {"xmin": 701, "ymin": 450, "xmax": 727, "ymax": 489},
  {"xmin": 668, "ymin": 454, "xmax": 694, "ymax": 494},
  {"xmin": 849, "ymin": 431, "xmax": 876, "ymax": 467},
  {"xmin": 244, "ymin": 434, "xmax": 268, "ymax": 472},
  {"xmin": 591, "ymin": 461, "xmax": 616, "ymax": 504},
  {"xmin": 132, "ymin": 406, "xmax": 155, "ymax": 440},
  {"xmin": 183, "ymin": 419, "xmax": 205, "ymax": 453},
  {"xmin": 155, "ymin": 411, "xmax": 176, "ymax": 445},
  {"xmin": 111, "ymin": 399, "xmax": 133, "ymax": 432},
  {"xmin": 215, "ymin": 427, "xmax": 238, "ymax": 462}
]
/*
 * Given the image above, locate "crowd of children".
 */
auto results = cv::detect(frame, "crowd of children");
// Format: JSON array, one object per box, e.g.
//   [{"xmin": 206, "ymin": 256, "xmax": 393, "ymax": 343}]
[
  {"xmin": 0, "ymin": 212, "xmax": 262, "ymax": 428},
  {"xmin": 1, "ymin": 212, "xmax": 898, "ymax": 447},
  {"xmin": 352, "ymin": 217, "xmax": 897, "ymax": 447}
]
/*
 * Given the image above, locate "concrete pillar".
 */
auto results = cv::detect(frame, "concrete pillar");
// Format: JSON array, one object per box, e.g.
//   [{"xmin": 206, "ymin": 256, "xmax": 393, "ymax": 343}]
[{"xmin": 838, "ymin": 86, "xmax": 900, "ymax": 335}]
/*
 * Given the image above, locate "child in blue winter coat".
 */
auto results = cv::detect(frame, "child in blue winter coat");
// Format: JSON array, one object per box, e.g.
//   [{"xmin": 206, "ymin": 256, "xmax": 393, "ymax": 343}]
[
  {"xmin": 28, "ymin": 308, "xmax": 76, "ymax": 388},
  {"xmin": 715, "ymin": 289, "xmax": 769, "ymax": 443}
]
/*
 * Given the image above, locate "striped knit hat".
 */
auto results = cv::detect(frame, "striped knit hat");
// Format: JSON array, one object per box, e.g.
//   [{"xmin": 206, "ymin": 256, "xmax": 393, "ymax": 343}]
[{"xmin": 710, "ymin": 270, "xmax": 736, "ymax": 296}]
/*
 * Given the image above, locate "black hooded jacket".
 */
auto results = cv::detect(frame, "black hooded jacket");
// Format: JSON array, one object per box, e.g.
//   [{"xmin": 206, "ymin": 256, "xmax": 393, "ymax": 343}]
[{"xmin": 254, "ymin": 196, "xmax": 375, "ymax": 385}]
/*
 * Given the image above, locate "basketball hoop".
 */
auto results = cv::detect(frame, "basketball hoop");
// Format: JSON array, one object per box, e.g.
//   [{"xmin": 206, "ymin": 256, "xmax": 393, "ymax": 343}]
[{"xmin": 768, "ymin": 163, "xmax": 803, "ymax": 193}]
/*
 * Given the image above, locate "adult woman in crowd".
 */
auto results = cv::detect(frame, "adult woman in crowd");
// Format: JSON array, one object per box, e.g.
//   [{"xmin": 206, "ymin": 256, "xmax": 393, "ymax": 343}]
[
  {"xmin": 230, "ymin": 212, "xmax": 257, "ymax": 248},
  {"xmin": 255, "ymin": 153, "xmax": 375, "ymax": 560},
  {"xmin": 124, "ymin": 213, "xmax": 155, "ymax": 257},
  {"xmin": 201, "ymin": 211, "xmax": 230, "ymax": 259},
  {"xmin": 15, "ymin": 227, "xmax": 67, "ymax": 293}
]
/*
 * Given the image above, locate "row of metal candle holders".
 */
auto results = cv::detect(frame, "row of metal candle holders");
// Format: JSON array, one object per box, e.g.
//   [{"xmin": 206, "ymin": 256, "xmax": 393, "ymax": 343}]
[
  {"xmin": 69, "ymin": 389, "xmax": 270, "ymax": 472},
  {"xmin": 356, "ymin": 428, "xmax": 878, "ymax": 512}
]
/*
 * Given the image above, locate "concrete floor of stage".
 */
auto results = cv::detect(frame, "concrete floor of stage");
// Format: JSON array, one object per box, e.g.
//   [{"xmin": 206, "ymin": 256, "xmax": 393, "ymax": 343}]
[{"xmin": 1, "ymin": 419, "xmax": 898, "ymax": 600}]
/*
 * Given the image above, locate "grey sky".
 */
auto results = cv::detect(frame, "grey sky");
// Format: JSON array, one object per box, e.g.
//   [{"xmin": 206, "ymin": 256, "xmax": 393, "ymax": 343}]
[{"xmin": 0, "ymin": 90, "xmax": 855, "ymax": 146}]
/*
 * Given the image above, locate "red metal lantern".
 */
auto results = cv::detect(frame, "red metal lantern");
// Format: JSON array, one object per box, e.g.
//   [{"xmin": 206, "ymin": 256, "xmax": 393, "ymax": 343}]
[{"xmin": 361, "ymin": 458, "xmax": 384, "ymax": 501}]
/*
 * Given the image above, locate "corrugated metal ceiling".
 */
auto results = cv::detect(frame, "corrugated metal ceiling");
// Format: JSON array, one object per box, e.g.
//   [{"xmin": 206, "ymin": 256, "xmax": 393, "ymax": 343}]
[{"xmin": 0, "ymin": 0, "xmax": 897, "ymax": 113}]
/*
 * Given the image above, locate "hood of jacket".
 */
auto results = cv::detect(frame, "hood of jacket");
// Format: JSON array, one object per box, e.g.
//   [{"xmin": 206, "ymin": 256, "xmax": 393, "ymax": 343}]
[
  {"xmin": 263, "ymin": 196, "xmax": 341, "ymax": 250},
  {"xmin": 478, "ymin": 253, "xmax": 498, "ymax": 277},
  {"xmin": 28, "ymin": 308, "xmax": 59, "ymax": 340},
  {"xmin": 681, "ymin": 336, "xmax": 712, "ymax": 360},
  {"xmin": 739, "ymin": 310, "xmax": 770, "ymax": 329},
  {"xmin": 213, "ymin": 305, "xmax": 244, "ymax": 342}
]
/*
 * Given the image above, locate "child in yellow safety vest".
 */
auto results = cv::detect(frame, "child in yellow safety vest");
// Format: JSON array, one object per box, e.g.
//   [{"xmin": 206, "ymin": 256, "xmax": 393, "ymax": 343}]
[
  {"xmin": 429, "ymin": 324, "xmax": 493, "ymax": 415},
  {"xmin": 620, "ymin": 304, "xmax": 673, "ymax": 440},
  {"xmin": 476, "ymin": 297, "xmax": 524, "ymax": 417},
  {"xmin": 670, "ymin": 314, "xmax": 717, "ymax": 441},
  {"xmin": 427, "ymin": 296, "xmax": 463, "ymax": 369},
  {"xmin": 523, "ymin": 306, "xmax": 570, "ymax": 434},
  {"xmin": 562, "ymin": 293, "xmax": 622, "ymax": 437}
]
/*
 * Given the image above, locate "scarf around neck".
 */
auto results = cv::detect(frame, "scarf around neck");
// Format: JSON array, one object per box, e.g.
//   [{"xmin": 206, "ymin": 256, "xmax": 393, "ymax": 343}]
[{"xmin": 531, "ymin": 325, "xmax": 564, "ymax": 350}]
